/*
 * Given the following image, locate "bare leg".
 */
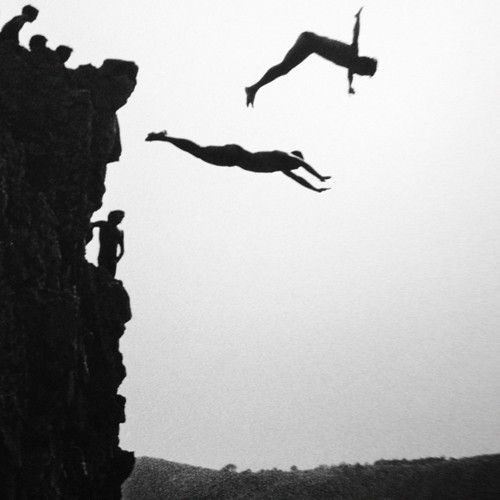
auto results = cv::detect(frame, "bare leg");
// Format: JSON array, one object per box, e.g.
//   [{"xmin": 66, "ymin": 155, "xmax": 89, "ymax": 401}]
[
  {"xmin": 146, "ymin": 131, "xmax": 243, "ymax": 166},
  {"xmin": 246, "ymin": 32, "xmax": 318, "ymax": 107},
  {"xmin": 147, "ymin": 132, "xmax": 208, "ymax": 160},
  {"xmin": 159, "ymin": 136, "xmax": 207, "ymax": 159},
  {"xmin": 299, "ymin": 161, "xmax": 331, "ymax": 182},
  {"xmin": 282, "ymin": 171, "xmax": 329, "ymax": 193}
]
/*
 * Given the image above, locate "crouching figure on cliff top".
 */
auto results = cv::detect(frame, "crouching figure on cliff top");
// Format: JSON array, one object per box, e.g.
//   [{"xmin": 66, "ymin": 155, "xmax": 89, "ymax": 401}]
[
  {"xmin": 0, "ymin": 5, "xmax": 38, "ymax": 45},
  {"xmin": 146, "ymin": 131, "xmax": 331, "ymax": 193},
  {"xmin": 55, "ymin": 45, "xmax": 73, "ymax": 64},
  {"xmin": 87, "ymin": 210, "xmax": 125, "ymax": 278},
  {"xmin": 29, "ymin": 35, "xmax": 73, "ymax": 67}
]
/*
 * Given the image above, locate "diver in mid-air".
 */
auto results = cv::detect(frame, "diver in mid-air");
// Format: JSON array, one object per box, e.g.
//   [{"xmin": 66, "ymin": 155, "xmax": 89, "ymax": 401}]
[
  {"xmin": 245, "ymin": 8, "xmax": 376, "ymax": 107},
  {"xmin": 146, "ymin": 131, "xmax": 331, "ymax": 193}
]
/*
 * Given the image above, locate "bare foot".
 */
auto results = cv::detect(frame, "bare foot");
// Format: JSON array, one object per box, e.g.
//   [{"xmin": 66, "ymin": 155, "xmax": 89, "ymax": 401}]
[
  {"xmin": 145, "ymin": 130, "xmax": 168, "ymax": 141},
  {"xmin": 320, "ymin": 176, "xmax": 332, "ymax": 182},
  {"xmin": 245, "ymin": 87, "xmax": 256, "ymax": 107},
  {"xmin": 317, "ymin": 187, "xmax": 331, "ymax": 193}
]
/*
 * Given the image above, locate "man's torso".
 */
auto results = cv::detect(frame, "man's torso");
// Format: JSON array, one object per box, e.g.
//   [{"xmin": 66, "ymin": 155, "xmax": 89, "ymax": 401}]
[{"xmin": 98, "ymin": 224, "xmax": 121, "ymax": 258}]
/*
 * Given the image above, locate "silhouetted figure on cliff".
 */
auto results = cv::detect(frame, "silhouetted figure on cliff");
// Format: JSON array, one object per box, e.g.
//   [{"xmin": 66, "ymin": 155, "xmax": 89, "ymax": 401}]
[
  {"xmin": 28, "ymin": 34, "xmax": 46, "ymax": 51},
  {"xmin": 88, "ymin": 211, "xmax": 125, "ymax": 278},
  {"xmin": 29, "ymin": 36, "xmax": 72, "ymax": 66},
  {"xmin": 55, "ymin": 45, "xmax": 73, "ymax": 64},
  {"xmin": 29, "ymin": 34, "xmax": 61, "ymax": 68},
  {"xmin": 245, "ymin": 8, "xmax": 376, "ymax": 106},
  {"xmin": 146, "ymin": 131, "xmax": 330, "ymax": 192},
  {"xmin": 0, "ymin": 5, "xmax": 38, "ymax": 45}
]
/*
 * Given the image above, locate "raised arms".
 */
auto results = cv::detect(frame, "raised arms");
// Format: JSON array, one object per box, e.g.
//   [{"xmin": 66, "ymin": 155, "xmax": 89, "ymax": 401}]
[
  {"xmin": 352, "ymin": 7, "xmax": 363, "ymax": 53},
  {"xmin": 348, "ymin": 8, "xmax": 363, "ymax": 94}
]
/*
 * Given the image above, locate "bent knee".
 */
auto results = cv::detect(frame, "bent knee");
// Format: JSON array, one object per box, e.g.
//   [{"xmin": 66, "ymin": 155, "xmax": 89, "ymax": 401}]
[{"xmin": 298, "ymin": 31, "xmax": 317, "ymax": 44}]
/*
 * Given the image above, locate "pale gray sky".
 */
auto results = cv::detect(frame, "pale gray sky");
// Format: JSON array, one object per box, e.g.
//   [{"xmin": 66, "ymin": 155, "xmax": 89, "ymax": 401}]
[{"xmin": 8, "ymin": 0, "xmax": 500, "ymax": 470}]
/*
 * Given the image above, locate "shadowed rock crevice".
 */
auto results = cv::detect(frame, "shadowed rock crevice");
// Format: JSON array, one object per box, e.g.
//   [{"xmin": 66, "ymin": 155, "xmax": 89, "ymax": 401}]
[{"xmin": 0, "ymin": 39, "xmax": 138, "ymax": 498}]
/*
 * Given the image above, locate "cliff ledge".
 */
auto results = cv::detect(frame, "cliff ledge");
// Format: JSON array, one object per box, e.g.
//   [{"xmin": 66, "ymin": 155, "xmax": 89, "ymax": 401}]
[{"xmin": 0, "ymin": 41, "xmax": 137, "ymax": 498}]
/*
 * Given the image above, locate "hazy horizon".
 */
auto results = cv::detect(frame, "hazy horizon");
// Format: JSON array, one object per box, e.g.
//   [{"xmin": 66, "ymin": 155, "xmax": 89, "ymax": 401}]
[{"xmin": 7, "ymin": 0, "xmax": 500, "ymax": 470}]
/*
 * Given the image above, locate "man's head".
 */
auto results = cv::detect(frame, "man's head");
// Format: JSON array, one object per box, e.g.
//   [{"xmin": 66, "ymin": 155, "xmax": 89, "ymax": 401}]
[
  {"xmin": 353, "ymin": 56, "xmax": 377, "ymax": 77},
  {"xmin": 291, "ymin": 150, "xmax": 304, "ymax": 159},
  {"xmin": 29, "ymin": 34, "xmax": 46, "ymax": 50},
  {"xmin": 56, "ymin": 45, "xmax": 73, "ymax": 63},
  {"xmin": 22, "ymin": 5, "xmax": 39, "ymax": 22},
  {"xmin": 108, "ymin": 210, "xmax": 125, "ymax": 225}
]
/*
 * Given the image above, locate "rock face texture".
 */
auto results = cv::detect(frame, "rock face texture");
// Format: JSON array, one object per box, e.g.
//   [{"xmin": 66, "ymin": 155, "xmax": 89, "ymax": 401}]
[{"xmin": 0, "ymin": 41, "xmax": 137, "ymax": 498}]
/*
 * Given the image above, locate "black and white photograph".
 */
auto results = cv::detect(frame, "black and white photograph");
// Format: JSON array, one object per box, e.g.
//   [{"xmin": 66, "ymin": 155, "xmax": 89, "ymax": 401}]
[{"xmin": 1, "ymin": 1, "xmax": 499, "ymax": 498}]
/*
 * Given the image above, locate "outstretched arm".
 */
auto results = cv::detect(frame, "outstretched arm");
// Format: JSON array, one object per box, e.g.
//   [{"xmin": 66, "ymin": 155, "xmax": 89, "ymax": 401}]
[
  {"xmin": 295, "ymin": 158, "xmax": 331, "ymax": 182},
  {"xmin": 348, "ymin": 8, "xmax": 363, "ymax": 94},
  {"xmin": 352, "ymin": 8, "xmax": 363, "ymax": 53},
  {"xmin": 0, "ymin": 16, "xmax": 26, "ymax": 40},
  {"xmin": 86, "ymin": 221, "xmax": 104, "ymax": 244},
  {"xmin": 282, "ymin": 171, "xmax": 329, "ymax": 193}
]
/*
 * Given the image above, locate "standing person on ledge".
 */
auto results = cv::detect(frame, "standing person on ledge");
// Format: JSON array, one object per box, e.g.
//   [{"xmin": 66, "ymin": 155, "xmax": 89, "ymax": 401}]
[
  {"xmin": 0, "ymin": 5, "xmax": 38, "ymax": 45},
  {"xmin": 146, "ymin": 130, "xmax": 331, "ymax": 193},
  {"xmin": 88, "ymin": 210, "xmax": 125, "ymax": 278},
  {"xmin": 245, "ymin": 8, "xmax": 376, "ymax": 107}
]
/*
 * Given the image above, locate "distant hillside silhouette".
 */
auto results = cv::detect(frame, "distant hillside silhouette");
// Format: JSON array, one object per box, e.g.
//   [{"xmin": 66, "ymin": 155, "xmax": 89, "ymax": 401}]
[{"xmin": 123, "ymin": 453, "xmax": 500, "ymax": 499}]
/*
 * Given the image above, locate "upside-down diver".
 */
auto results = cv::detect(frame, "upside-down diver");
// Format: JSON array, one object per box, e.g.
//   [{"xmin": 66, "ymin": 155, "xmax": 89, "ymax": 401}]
[{"xmin": 245, "ymin": 8, "xmax": 377, "ymax": 107}]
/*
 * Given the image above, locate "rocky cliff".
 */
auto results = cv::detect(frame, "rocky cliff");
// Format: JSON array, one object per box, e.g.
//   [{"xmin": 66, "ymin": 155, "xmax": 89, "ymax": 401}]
[{"xmin": 0, "ymin": 41, "xmax": 137, "ymax": 498}]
